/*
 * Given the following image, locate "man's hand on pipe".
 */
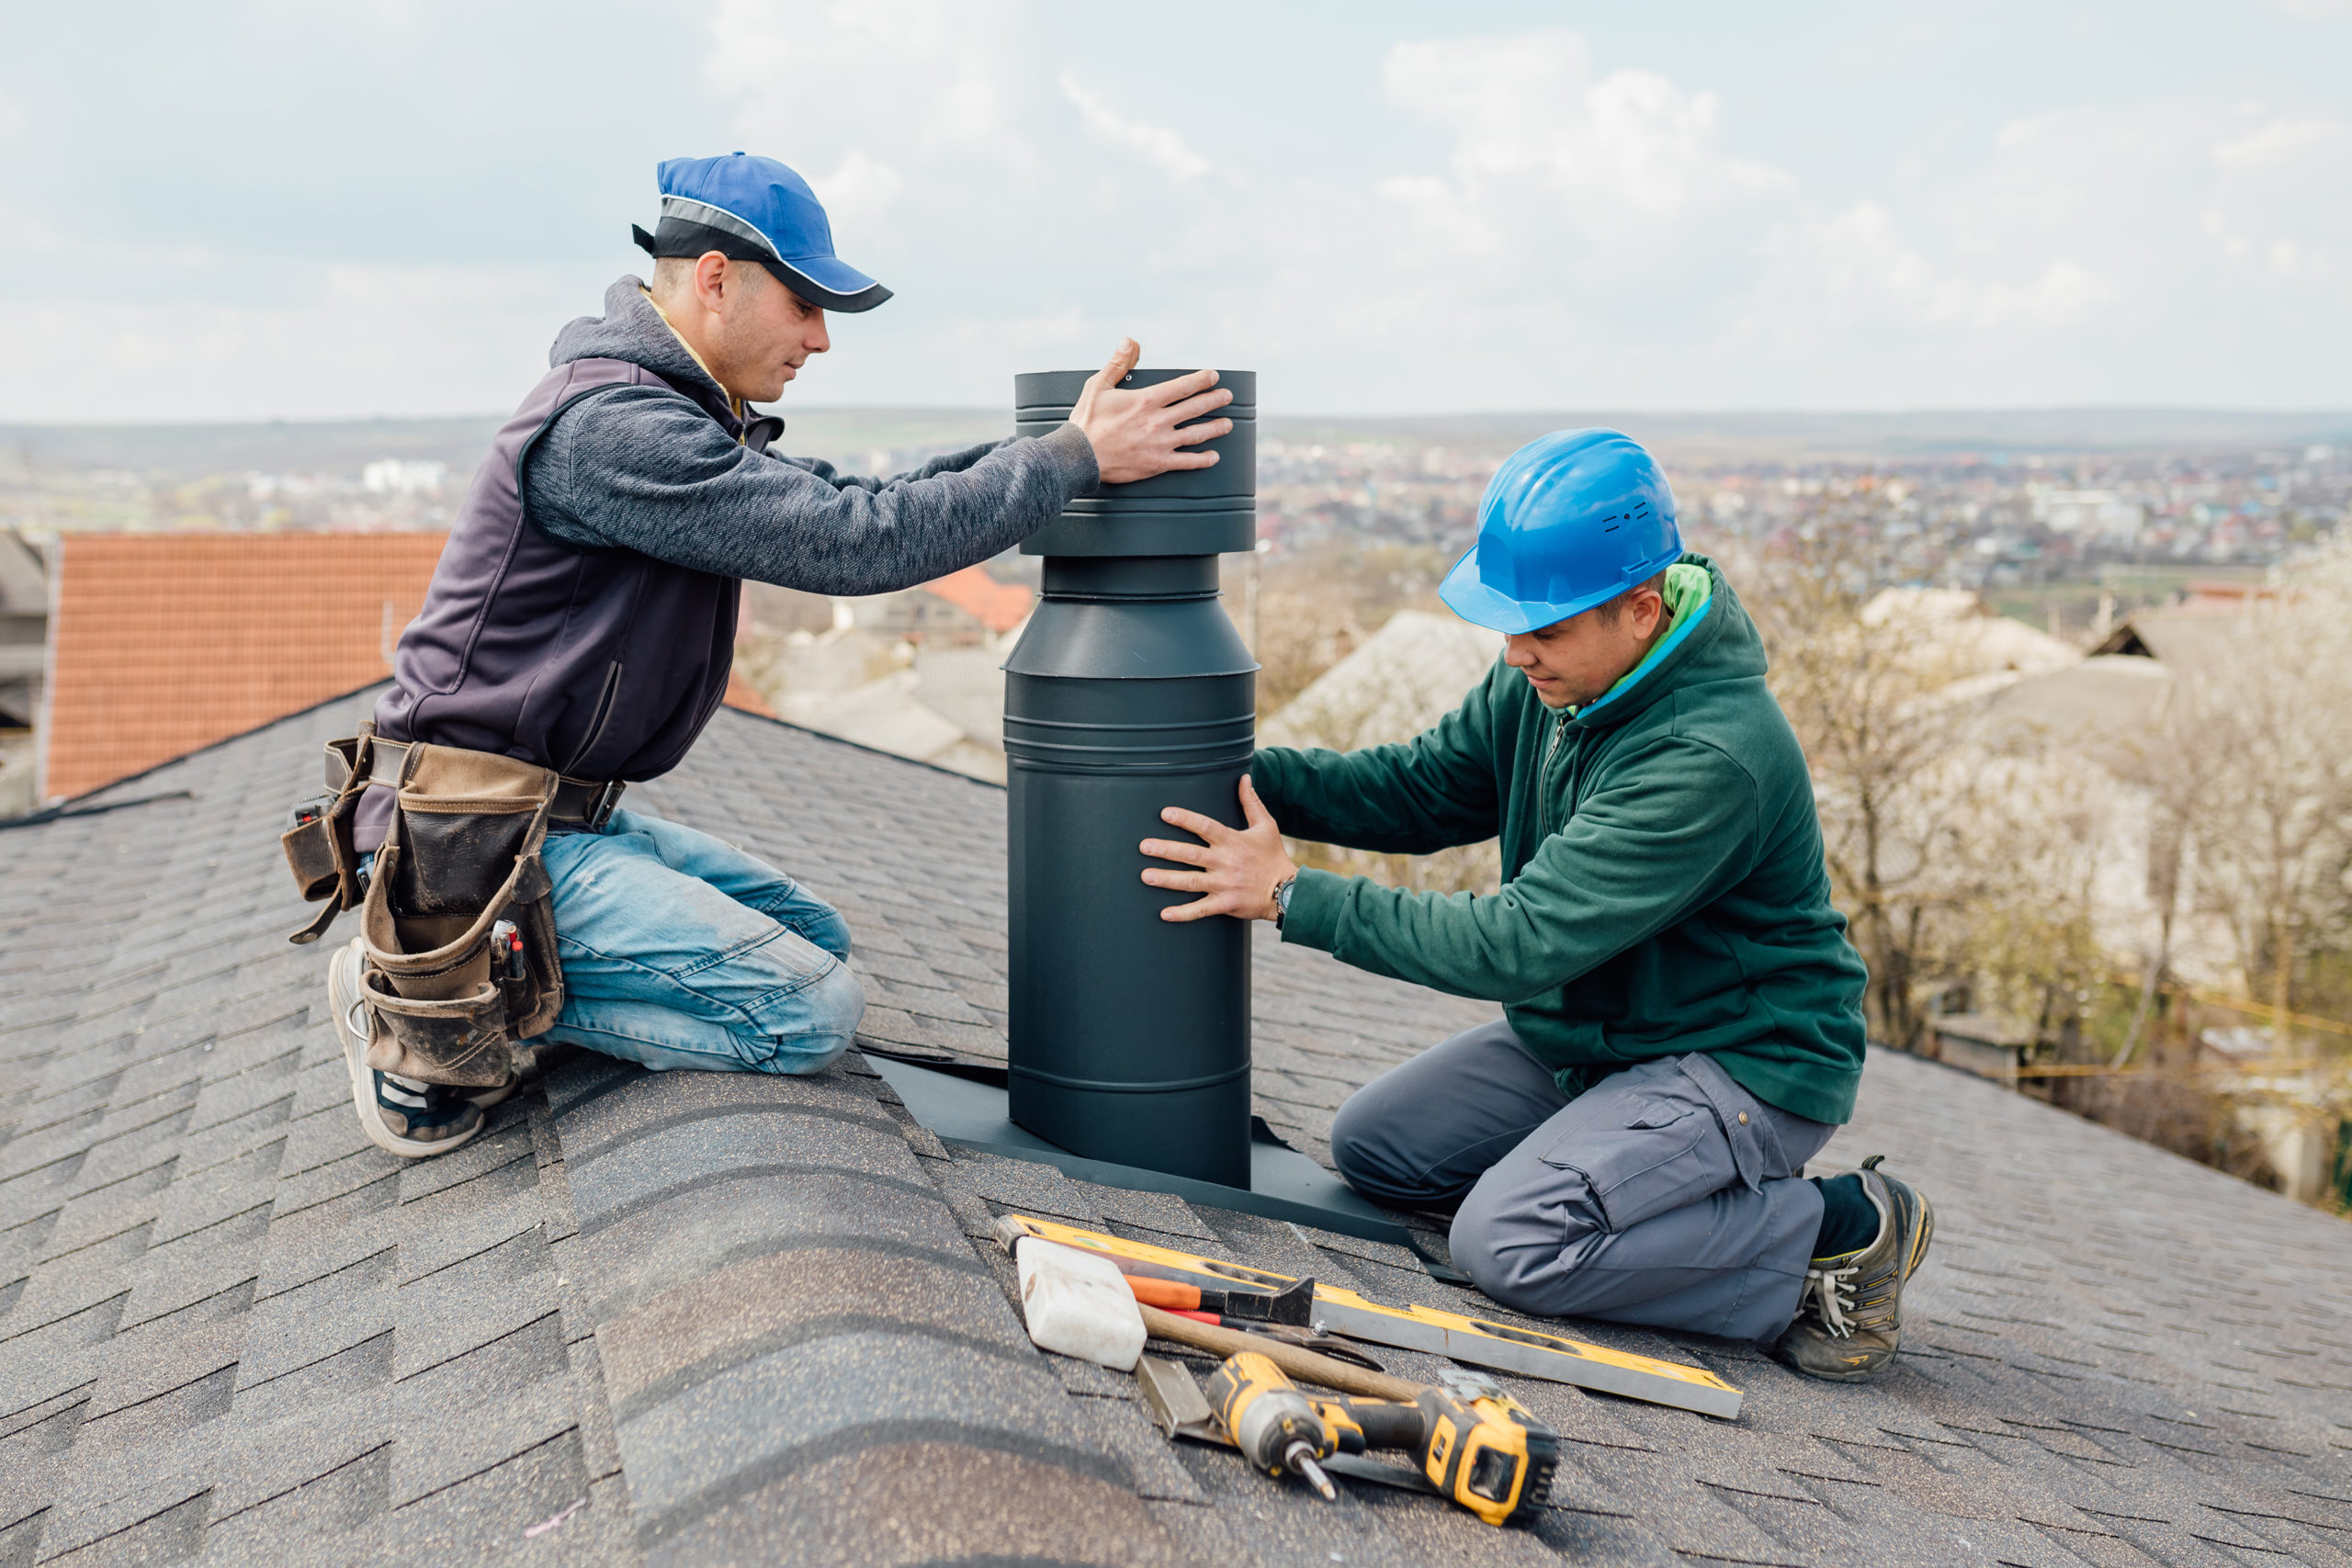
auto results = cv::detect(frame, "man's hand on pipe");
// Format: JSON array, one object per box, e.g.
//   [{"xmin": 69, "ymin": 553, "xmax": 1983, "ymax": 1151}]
[
  {"xmin": 1141, "ymin": 775, "xmax": 1298, "ymax": 923},
  {"xmin": 1071, "ymin": 338, "xmax": 1234, "ymax": 485}
]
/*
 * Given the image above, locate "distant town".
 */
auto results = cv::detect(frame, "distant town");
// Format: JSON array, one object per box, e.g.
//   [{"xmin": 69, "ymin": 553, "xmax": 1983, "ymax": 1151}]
[
  {"xmin": 7, "ymin": 409, "xmax": 2344, "ymax": 626},
  {"xmin": 1262, "ymin": 426, "xmax": 2349, "ymax": 631}
]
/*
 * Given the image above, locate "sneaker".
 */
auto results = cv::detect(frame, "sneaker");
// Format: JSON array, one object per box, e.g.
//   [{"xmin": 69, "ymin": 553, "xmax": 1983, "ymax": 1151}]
[
  {"xmin": 329, "ymin": 938, "xmax": 488, "ymax": 1158},
  {"xmin": 1770, "ymin": 1155, "xmax": 1936, "ymax": 1382}
]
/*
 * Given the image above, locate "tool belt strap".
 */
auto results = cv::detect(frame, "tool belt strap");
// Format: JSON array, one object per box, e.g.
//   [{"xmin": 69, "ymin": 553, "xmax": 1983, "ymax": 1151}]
[{"xmin": 368, "ymin": 739, "xmax": 626, "ymax": 830}]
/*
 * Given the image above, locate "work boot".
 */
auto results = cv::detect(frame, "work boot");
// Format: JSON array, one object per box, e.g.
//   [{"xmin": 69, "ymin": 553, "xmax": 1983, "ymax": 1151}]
[
  {"xmin": 468, "ymin": 1041, "xmax": 543, "ymax": 1111},
  {"xmin": 330, "ymin": 938, "xmax": 493, "ymax": 1158},
  {"xmin": 1770, "ymin": 1156, "xmax": 1935, "ymax": 1382}
]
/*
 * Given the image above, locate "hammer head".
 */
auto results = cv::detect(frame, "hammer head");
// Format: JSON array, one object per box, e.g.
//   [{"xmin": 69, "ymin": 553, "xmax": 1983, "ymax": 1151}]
[{"xmin": 1016, "ymin": 1238, "xmax": 1148, "ymax": 1371}]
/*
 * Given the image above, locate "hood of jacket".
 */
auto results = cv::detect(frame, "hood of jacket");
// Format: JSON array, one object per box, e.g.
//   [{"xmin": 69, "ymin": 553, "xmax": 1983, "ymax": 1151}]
[
  {"xmin": 1567, "ymin": 552, "xmax": 1767, "ymax": 733},
  {"xmin": 548, "ymin": 276, "xmax": 745, "ymax": 437}
]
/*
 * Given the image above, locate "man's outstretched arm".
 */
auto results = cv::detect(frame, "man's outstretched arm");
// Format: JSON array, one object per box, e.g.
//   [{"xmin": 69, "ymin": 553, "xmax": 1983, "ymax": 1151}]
[
  {"xmin": 1293, "ymin": 737, "xmax": 1763, "ymax": 999},
  {"xmin": 1150, "ymin": 734, "xmax": 1764, "ymax": 1003},
  {"xmin": 530, "ymin": 340, "xmax": 1231, "ymax": 597},
  {"xmin": 1250, "ymin": 668, "xmax": 1507, "ymax": 856},
  {"xmin": 775, "ymin": 439, "xmax": 1022, "ymax": 495},
  {"xmin": 536, "ymin": 399, "xmax": 1092, "ymax": 595}
]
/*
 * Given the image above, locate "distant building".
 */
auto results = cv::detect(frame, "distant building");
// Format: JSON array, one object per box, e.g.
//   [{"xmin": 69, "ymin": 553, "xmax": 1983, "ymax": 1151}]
[
  {"xmin": 1261, "ymin": 610, "xmax": 1502, "ymax": 755},
  {"xmin": 1261, "ymin": 610, "xmax": 1507, "ymax": 893},
  {"xmin": 1971, "ymin": 602, "xmax": 2242, "ymax": 995},
  {"xmin": 771, "ymin": 654, "xmax": 1011, "ymax": 784},
  {"xmin": 1925, "ymin": 1012, "xmax": 2035, "ymax": 1086},
  {"xmin": 916, "ymin": 565, "xmax": 1035, "ymax": 637},
  {"xmin": 40, "ymin": 532, "xmax": 450, "ymax": 801},
  {"xmin": 734, "ymin": 567, "xmax": 1038, "ymax": 784},
  {"xmin": 360, "ymin": 458, "xmax": 447, "ymax": 496},
  {"xmin": 2034, "ymin": 489, "xmax": 2145, "ymax": 545},
  {"xmin": 831, "ymin": 565, "xmax": 1035, "ymax": 646},
  {"xmin": 0, "ymin": 531, "xmax": 49, "ymax": 817},
  {"xmin": 1860, "ymin": 586, "xmax": 2081, "ymax": 675},
  {"xmin": 37, "ymin": 532, "xmax": 772, "ymax": 805},
  {"xmin": 2086, "ymin": 596, "xmax": 2258, "ymax": 666}
]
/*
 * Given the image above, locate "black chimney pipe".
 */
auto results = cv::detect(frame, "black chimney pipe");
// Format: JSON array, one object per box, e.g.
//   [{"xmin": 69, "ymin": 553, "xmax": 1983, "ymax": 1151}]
[{"xmin": 1002, "ymin": 369, "xmax": 1258, "ymax": 1187}]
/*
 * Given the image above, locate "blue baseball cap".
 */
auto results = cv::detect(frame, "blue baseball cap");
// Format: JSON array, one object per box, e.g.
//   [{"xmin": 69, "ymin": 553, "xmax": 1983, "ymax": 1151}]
[{"xmin": 632, "ymin": 152, "xmax": 891, "ymax": 313}]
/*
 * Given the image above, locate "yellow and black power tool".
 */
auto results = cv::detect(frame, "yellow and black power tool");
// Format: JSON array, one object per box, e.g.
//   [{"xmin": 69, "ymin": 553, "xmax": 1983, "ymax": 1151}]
[
  {"xmin": 1202, "ymin": 1351, "xmax": 1557, "ymax": 1527},
  {"xmin": 1204, "ymin": 1351, "xmax": 1340, "ymax": 1500}
]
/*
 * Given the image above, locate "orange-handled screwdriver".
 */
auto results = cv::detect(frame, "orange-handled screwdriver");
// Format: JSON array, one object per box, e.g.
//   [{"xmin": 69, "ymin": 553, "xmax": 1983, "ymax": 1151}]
[{"xmin": 1122, "ymin": 1273, "xmax": 1315, "ymax": 1326}]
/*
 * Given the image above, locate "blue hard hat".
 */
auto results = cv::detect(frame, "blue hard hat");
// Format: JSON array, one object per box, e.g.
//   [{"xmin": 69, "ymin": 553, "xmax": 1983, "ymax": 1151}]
[
  {"xmin": 1438, "ymin": 429, "xmax": 1682, "ymax": 634},
  {"xmin": 632, "ymin": 152, "xmax": 891, "ymax": 313}
]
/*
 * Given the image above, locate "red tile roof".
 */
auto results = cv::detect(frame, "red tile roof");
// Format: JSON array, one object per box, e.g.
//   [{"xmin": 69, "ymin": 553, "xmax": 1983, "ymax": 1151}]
[
  {"xmin": 44, "ymin": 532, "xmax": 773, "ymax": 801},
  {"xmin": 921, "ymin": 565, "xmax": 1034, "ymax": 635},
  {"xmin": 722, "ymin": 663, "xmax": 773, "ymax": 717},
  {"xmin": 45, "ymin": 533, "xmax": 448, "ymax": 799}
]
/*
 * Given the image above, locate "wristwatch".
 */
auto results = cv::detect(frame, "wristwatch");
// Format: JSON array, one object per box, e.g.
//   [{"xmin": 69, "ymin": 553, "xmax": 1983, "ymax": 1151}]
[{"xmin": 1272, "ymin": 874, "xmax": 1297, "ymax": 930}]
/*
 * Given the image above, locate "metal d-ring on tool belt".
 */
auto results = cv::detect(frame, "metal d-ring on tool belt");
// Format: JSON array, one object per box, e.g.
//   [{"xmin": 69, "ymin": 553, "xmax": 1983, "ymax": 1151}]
[{"xmin": 277, "ymin": 722, "xmax": 624, "ymax": 1087}]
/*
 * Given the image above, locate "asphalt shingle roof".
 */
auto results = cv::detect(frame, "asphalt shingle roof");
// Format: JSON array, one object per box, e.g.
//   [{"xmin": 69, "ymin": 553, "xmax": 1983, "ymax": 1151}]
[{"xmin": 3, "ymin": 686, "xmax": 2348, "ymax": 1566}]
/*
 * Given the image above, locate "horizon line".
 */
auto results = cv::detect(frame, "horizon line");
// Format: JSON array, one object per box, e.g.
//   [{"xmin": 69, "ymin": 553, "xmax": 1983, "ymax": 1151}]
[{"xmin": 4, "ymin": 402, "xmax": 2351, "ymax": 432}]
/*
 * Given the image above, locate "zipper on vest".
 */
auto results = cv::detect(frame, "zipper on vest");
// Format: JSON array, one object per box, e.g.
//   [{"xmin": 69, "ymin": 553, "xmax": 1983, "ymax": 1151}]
[{"xmin": 561, "ymin": 661, "xmax": 625, "ymax": 776}]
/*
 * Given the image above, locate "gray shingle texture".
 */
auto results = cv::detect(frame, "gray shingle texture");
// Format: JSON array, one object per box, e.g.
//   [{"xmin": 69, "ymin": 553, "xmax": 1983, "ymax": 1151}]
[{"xmin": 2, "ymin": 686, "xmax": 2348, "ymax": 1566}]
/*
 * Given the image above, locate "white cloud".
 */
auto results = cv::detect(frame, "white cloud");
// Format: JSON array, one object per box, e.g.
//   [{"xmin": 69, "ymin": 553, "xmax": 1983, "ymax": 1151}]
[
  {"xmin": 1058, "ymin": 73, "xmax": 1211, "ymax": 182},
  {"xmin": 1, "ymin": 8, "xmax": 2344, "ymax": 418},
  {"xmin": 733, "ymin": 24, "xmax": 2352, "ymax": 412},
  {"xmin": 0, "ymin": 263, "xmax": 574, "ymax": 422},
  {"xmin": 1381, "ymin": 31, "xmax": 1791, "ymax": 248},
  {"xmin": 1370, "ymin": 171, "xmax": 1509, "ymax": 265},
  {"xmin": 2206, "ymin": 116, "xmax": 2352, "ymax": 281},
  {"xmin": 1718, "ymin": 99, "xmax": 2352, "ymax": 403},
  {"xmin": 0, "ymin": 198, "xmax": 55, "ymax": 251},
  {"xmin": 707, "ymin": 0, "xmax": 1024, "ymax": 162},
  {"xmin": 808, "ymin": 149, "xmax": 904, "ymax": 232},
  {"xmin": 2211, "ymin": 115, "xmax": 2351, "ymax": 171},
  {"xmin": 1731, "ymin": 106, "xmax": 2161, "ymax": 347},
  {"xmin": 1765, "ymin": 199, "xmax": 2115, "ymax": 334}
]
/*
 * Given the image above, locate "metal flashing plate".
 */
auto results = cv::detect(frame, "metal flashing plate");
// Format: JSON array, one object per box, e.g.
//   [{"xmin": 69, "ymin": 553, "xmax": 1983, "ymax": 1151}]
[{"xmin": 867, "ymin": 1053, "xmax": 1415, "ymax": 1248}]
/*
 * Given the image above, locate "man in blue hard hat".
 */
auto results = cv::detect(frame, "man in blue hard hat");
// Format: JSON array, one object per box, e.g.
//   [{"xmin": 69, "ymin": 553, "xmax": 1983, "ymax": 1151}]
[
  {"xmin": 1141, "ymin": 430, "xmax": 1936, "ymax": 1382},
  {"xmin": 321, "ymin": 152, "xmax": 1232, "ymax": 1161}
]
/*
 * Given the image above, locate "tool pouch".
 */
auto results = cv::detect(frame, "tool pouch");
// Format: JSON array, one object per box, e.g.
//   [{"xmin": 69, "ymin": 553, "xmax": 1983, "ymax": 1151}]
[
  {"xmin": 356, "ymin": 743, "xmax": 565, "ymax": 1087},
  {"xmin": 280, "ymin": 727, "xmax": 377, "ymax": 945}
]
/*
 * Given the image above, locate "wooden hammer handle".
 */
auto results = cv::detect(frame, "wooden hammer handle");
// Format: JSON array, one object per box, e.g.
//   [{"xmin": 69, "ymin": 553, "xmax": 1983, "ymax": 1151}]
[{"xmin": 1137, "ymin": 1303, "xmax": 1422, "ymax": 1403}]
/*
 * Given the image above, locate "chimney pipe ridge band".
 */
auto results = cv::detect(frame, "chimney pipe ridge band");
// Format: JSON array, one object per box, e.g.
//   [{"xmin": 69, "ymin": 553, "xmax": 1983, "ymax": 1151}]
[
  {"xmin": 1036, "ymin": 556, "xmax": 1227, "ymax": 601},
  {"xmin": 1001, "ymin": 599, "xmax": 1256, "ymax": 685},
  {"xmin": 1004, "ymin": 367, "xmax": 1259, "ymax": 1186},
  {"xmin": 1001, "ymin": 704, "xmax": 1257, "ymax": 778},
  {"xmin": 1015, "ymin": 367, "xmax": 1256, "ymax": 412},
  {"xmin": 1016, "ymin": 368, "xmax": 1255, "ymax": 559}
]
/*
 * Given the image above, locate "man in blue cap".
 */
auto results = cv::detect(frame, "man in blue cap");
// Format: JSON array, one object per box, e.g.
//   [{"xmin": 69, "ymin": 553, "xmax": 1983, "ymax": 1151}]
[
  {"xmin": 325, "ymin": 153, "xmax": 1230, "ymax": 1163},
  {"xmin": 1139, "ymin": 430, "xmax": 1936, "ymax": 1382}
]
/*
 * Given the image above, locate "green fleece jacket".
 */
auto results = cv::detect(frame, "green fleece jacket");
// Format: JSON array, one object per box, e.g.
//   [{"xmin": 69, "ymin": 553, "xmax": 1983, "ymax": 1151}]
[{"xmin": 1256, "ymin": 554, "xmax": 1869, "ymax": 1125}]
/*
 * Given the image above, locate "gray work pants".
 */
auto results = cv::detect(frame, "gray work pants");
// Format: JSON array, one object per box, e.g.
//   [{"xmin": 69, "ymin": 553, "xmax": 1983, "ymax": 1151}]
[{"xmin": 1330, "ymin": 1020, "xmax": 1835, "ymax": 1342}]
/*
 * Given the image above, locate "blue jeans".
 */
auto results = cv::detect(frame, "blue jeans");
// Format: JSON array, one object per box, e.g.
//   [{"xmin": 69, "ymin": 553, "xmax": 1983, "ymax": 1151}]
[
  {"xmin": 530, "ymin": 809, "xmax": 865, "ymax": 1074},
  {"xmin": 364, "ymin": 808, "xmax": 863, "ymax": 1077}
]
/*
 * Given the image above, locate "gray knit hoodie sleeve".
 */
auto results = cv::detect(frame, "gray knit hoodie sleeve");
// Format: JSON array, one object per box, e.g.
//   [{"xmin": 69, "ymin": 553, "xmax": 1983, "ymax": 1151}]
[{"xmin": 525, "ymin": 388, "xmax": 1097, "ymax": 594}]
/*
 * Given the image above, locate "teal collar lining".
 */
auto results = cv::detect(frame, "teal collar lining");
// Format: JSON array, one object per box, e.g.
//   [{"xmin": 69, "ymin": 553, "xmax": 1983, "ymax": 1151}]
[{"xmin": 1575, "ymin": 590, "xmax": 1715, "ymax": 720}]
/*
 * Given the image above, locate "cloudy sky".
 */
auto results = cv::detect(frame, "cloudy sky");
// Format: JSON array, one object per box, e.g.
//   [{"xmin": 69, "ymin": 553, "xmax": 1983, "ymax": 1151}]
[{"xmin": 2, "ymin": 0, "xmax": 2346, "ymax": 421}]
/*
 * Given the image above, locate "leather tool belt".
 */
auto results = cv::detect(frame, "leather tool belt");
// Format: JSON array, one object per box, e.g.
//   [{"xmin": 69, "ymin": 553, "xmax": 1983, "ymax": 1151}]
[
  {"xmin": 366, "ymin": 739, "xmax": 628, "ymax": 834},
  {"xmin": 278, "ymin": 724, "xmax": 624, "ymax": 1088}
]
